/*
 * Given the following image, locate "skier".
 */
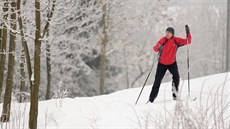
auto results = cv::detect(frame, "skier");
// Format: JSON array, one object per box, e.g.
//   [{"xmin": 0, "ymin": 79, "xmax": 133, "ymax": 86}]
[{"xmin": 148, "ymin": 25, "xmax": 192, "ymax": 103}]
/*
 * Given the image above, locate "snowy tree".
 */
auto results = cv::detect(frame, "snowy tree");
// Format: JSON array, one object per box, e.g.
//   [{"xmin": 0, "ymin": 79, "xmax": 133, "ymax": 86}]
[
  {"xmin": 0, "ymin": 0, "xmax": 9, "ymax": 99},
  {"xmin": 49, "ymin": 0, "xmax": 104, "ymax": 96},
  {"xmin": 1, "ymin": 0, "xmax": 16, "ymax": 122},
  {"xmin": 29, "ymin": 0, "xmax": 42, "ymax": 128}
]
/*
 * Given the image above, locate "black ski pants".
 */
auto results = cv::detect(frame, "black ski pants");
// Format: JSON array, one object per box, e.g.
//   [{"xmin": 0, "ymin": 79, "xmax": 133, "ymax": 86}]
[{"xmin": 149, "ymin": 62, "xmax": 179, "ymax": 102}]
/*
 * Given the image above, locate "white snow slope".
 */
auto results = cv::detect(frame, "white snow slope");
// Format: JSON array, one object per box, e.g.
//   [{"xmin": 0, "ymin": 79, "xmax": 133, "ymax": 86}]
[{"xmin": 1, "ymin": 72, "xmax": 230, "ymax": 129}]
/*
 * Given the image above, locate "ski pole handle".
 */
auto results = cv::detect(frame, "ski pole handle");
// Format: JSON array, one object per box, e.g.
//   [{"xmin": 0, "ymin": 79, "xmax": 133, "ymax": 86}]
[{"xmin": 185, "ymin": 25, "xmax": 190, "ymax": 34}]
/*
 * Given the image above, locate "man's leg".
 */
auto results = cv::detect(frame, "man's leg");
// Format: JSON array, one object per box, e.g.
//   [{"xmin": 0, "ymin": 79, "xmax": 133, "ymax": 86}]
[
  {"xmin": 168, "ymin": 62, "xmax": 180, "ymax": 100},
  {"xmin": 149, "ymin": 63, "xmax": 167, "ymax": 102}
]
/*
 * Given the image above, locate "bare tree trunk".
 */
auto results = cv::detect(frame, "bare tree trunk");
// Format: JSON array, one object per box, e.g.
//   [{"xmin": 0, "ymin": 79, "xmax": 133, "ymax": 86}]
[
  {"xmin": 17, "ymin": 0, "xmax": 26, "ymax": 103},
  {"xmin": 29, "ymin": 0, "xmax": 41, "ymax": 128},
  {"xmin": 227, "ymin": 0, "xmax": 230, "ymax": 71},
  {"xmin": 19, "ymin": 49, "xmax": 26, "ymax": 103},
  {"xmin": 17, "ymin": 0, "xmax": 33, "ymax": 89},
  {"xmin": 1, "ymin": 0, "xmax": 17, "ymax": 122},
  {"xmin": 45, "ymin": 30, "xmax": 51, "ymax": 100},
  {"xmin": 124, "ymin": 50, "xmax": 130, "ymax": 88},
  {"xmin": 41, "ymin": 0, "xmax": 56, "ymax": 38},
  {"xmin": 44, "ymin": 0, "xmax": 56, "ymax": 100},
  {"xmin": 0, "ymin": 0, "xmax": 9, "ymax": 100},
  {"xmin": 99, "ymin": 2, "xmax": 108, "ymax": 95},
  {"xmin": 0, "ymin": 23, "xmax": 2, "ymax": 53}
]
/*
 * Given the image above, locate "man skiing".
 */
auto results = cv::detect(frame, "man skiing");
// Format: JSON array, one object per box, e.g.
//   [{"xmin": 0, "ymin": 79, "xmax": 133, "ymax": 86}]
[{"xmin": 149, "ymin": 25, "xmax": 192, "ymax": 103}]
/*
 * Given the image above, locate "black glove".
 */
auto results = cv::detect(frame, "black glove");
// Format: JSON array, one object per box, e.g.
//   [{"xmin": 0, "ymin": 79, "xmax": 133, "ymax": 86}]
[
  {"xmin": 158, "ymin": 45, "xmax": 163, "ymax": 51},
  {"xmin": 185, "ymin": 25, "xmax": 190, "ymax": 34}
]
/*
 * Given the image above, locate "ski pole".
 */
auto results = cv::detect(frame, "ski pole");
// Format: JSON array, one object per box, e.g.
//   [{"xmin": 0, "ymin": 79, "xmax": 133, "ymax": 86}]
[
  {"xmin": 185, "ymin": 25, "xmax": 190, "ymax": 96},
  {"xmin": 135, "ymin": 62, "xmax": 154, "ymax": 105}
]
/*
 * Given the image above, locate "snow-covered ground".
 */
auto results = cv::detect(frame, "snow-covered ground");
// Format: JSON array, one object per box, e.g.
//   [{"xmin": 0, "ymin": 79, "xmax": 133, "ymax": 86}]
[{"xmin": 2, "ymin": 72, "xmax": 230, "ymax": 129}]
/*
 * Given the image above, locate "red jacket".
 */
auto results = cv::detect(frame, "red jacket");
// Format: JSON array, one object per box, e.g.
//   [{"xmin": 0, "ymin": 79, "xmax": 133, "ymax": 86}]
[{"xmin": 154, "ymin": 33, "xmax": 192, "ymax": 65}]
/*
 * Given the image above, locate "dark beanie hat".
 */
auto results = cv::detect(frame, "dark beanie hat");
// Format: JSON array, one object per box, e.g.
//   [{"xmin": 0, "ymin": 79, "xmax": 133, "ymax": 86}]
[{"xmin": 166, "ymin": 27, "xmax": 174, "ymax": 35}]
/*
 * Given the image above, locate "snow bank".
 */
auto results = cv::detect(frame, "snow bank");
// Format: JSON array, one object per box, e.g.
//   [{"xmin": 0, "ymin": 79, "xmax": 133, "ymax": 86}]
[{"xmin": 1, "ymin": 72, "xmax": 230, "ymax": 129}]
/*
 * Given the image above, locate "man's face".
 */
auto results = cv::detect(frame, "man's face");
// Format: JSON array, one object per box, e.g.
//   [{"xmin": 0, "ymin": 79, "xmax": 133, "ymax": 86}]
[{"xmin": 166, "ymin": 31, "xmax": 173, "ymax": 39}]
